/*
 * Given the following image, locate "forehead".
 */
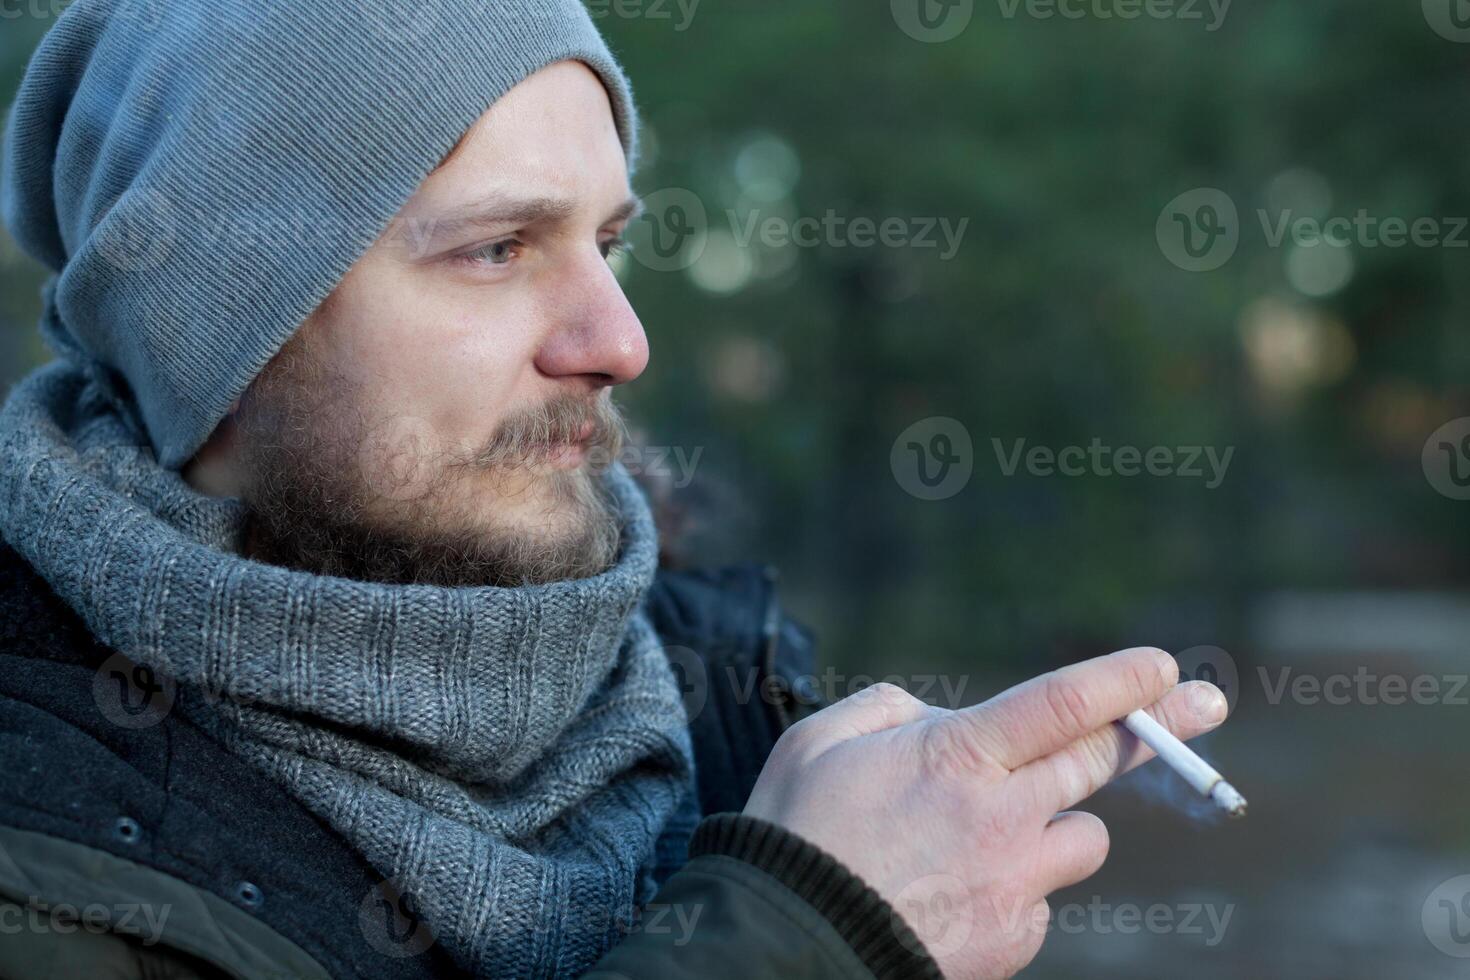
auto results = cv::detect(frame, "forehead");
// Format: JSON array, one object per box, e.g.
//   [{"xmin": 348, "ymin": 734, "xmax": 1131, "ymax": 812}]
[{"xmin": 412, "ymin": 60, "xmax": 628, "ymax": 209}]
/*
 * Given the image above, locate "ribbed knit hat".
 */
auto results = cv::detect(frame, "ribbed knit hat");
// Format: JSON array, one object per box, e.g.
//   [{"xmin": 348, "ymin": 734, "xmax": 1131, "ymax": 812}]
[{"xmin": 1, "ymin": 0, "xmax": 638, "ymax": 469}]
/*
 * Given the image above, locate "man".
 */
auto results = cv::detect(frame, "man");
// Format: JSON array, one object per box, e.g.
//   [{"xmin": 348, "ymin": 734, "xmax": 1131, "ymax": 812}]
[{"xmin": 0, "ymin": 1, "xmax": 1228, "ymax": 977}]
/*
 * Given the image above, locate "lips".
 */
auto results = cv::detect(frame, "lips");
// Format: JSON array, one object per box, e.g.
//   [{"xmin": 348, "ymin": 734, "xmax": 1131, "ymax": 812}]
[{"xmin": 539, "ymin": 421, "xmax": 597, "ymax": 469}]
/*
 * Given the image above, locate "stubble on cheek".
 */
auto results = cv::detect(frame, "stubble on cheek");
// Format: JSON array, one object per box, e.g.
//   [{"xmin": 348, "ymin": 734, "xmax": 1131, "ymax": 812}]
[{"xmin": 230, "ymin": 332, "xmax": 626, "ymax": 587}]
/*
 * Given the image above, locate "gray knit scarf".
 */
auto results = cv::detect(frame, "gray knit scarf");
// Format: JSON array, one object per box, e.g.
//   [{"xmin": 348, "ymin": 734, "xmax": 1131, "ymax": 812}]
[{"xmin": 0, "ymin": 360, "xmax": 701, "ymax": 978}]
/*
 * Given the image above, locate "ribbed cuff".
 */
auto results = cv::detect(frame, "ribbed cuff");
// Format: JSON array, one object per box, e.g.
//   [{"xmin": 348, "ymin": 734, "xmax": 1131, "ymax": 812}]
[{"xmin": 690, "ymin": 813, "xmax": 943, "ymax": 980}]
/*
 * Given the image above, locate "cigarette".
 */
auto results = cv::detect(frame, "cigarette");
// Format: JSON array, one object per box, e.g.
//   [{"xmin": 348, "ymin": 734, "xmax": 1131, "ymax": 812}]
[{"xmin": 1121, "ymin": 709, "xmax": 1247, "ymax": 819}]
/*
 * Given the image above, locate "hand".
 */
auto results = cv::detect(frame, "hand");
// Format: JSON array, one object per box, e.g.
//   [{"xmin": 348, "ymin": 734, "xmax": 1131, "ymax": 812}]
[{"xmin": 741, "ymin": 647, "xmax": 1228, "ymax": 979}]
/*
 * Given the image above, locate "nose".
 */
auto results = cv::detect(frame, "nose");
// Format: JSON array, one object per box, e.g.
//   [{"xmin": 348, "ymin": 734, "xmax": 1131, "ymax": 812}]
[{"xmin": 534, "ymin": 255, "xmax": 649, "ymax": 388}]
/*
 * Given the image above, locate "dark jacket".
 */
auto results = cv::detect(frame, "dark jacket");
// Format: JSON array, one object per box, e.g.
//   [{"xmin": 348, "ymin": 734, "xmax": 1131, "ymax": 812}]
[{"xmin": 0, "ymin": 546, "xmax": 941, "ymax": 979}]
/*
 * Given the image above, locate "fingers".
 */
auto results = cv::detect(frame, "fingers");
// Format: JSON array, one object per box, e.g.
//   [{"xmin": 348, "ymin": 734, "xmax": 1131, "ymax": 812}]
[
  {"xmin": 782, "ymin": 681, "xmax": 944, "ymax": 758},
  {"xmin": 955, "ymin": 647, "xmax": 1178, "ymax": 772},
  {"xmin": 1035, "ymin": 811, "xmax": 1110, "ymax": 895},
  {"xmin": 1019, "ymin": 679, "xmax": 1227, "ymax": 815}
]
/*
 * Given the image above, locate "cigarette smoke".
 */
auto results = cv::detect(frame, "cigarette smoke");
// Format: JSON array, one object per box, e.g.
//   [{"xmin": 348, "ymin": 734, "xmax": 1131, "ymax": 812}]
[{"xmin": 1120, "ymin": 733, "xmax": 1226, "ymax": 826}]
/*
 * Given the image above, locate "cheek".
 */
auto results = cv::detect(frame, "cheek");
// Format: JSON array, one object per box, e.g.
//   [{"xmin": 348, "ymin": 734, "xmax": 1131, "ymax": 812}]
[
  {"xmin": 413, "ymin": 305, "xmax": 551, "ymax": 452},
  {"xmin": 439, "ymin": 311, "xmax": 534, "ymax": 402},
  {"xmin": 314, "ymin": 272, "xmax": 546, "ymax": 445}
]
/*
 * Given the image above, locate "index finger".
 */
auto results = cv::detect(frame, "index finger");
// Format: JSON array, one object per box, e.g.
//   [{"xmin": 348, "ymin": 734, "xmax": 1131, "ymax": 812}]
[{"xmin": 959, "ymin": 647, "xmax": 1178, "ymax": 771}]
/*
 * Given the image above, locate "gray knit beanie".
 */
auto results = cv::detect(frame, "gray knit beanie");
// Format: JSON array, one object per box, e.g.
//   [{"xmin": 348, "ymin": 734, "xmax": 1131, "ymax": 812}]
[{"xmin": 1, "ymin": 0, "xmax": 638, "ymax": 469}]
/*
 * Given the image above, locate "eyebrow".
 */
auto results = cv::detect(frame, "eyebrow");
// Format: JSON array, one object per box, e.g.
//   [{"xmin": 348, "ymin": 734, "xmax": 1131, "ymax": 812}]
[{"xmin": 419, "ymin": 192, "xmax": 643, "ymax": 242}]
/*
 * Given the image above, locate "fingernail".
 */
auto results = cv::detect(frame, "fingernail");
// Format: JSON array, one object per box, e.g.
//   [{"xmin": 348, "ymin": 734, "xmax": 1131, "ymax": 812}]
[{"xmin": 1189, "ymin": 682, "xmax": 1226, "ymax": 720}]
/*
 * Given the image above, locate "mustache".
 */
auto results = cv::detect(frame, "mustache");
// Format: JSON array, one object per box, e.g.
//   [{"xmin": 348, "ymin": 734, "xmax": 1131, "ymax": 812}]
[{"xmin": 467, "ymin": 394, "xmax": 627, "ymax": 469}]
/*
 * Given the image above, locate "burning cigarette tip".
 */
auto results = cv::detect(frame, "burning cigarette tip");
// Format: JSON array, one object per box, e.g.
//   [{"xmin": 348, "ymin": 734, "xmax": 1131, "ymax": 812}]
[
  {"xmin": 1210, "ymin": 780, "xmax": 1248, "ymax": 819},
  {"xmin": 1120, "ymin": 708, "xmax": 1248, "ymax": 822}
]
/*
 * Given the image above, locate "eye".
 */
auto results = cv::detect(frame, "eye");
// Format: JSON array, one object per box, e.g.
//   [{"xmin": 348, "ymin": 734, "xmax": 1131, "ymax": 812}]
[
  {"xmin": 463, "ymin": 238, "xmax": 523, "ymax": 266},
  {"xmin": 600, "ymin": 237, "xmax": 630, "ymax": 260}
]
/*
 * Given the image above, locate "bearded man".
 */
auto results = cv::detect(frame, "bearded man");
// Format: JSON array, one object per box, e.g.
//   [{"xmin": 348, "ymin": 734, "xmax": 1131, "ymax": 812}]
[{"xmin": 0, "ymin": 2, "xmax": 1227, "ymax": 978}]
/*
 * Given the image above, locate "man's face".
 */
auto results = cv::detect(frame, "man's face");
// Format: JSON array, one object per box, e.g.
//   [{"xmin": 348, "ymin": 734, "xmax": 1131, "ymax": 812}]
[{"xmin": 206, "ymin": 61, "xmax": 648, "ymax": 587}]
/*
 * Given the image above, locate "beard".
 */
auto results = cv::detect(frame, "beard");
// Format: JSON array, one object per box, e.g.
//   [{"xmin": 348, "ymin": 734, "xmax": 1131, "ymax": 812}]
[{"xmin": 231, "ymin": 333, "xmax": 628, "ymax": 588}]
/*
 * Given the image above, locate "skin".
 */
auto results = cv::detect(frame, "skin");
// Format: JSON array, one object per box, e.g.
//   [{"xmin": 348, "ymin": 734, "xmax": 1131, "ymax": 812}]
[
  {"xmin": 185, "ymin": 60, "xmax": 645, "ymax": 584},
  {"xmin": 183, "ymin": 60, "xmax": 1230, "ymax": 976},
  {"xmin": 744, "ymin": 649, "xmax": 1227, "ymax": 978}
]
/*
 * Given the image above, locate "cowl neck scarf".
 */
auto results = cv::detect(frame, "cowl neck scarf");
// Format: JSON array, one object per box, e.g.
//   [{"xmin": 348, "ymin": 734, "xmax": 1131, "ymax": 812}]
[{"xmin": 0, "ymin": 361, "xmax": 700, "ymax": 978}]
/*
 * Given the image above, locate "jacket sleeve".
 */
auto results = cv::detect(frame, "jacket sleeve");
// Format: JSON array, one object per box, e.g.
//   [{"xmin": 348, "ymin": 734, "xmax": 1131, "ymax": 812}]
[
  {"xmin": 0, "ymin": 814, "xmax": 946, "ymax": 980},
  {"xmin": 582, "ymin": 814, "xmax": 943, "ymax": 980}
]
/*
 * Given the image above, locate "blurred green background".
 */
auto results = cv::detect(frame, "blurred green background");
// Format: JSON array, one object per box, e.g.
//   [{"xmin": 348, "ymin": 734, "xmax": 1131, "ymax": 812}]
[{"xmin": 5, "ymin": 2, "xmax": 1470, "ymax": 976}]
